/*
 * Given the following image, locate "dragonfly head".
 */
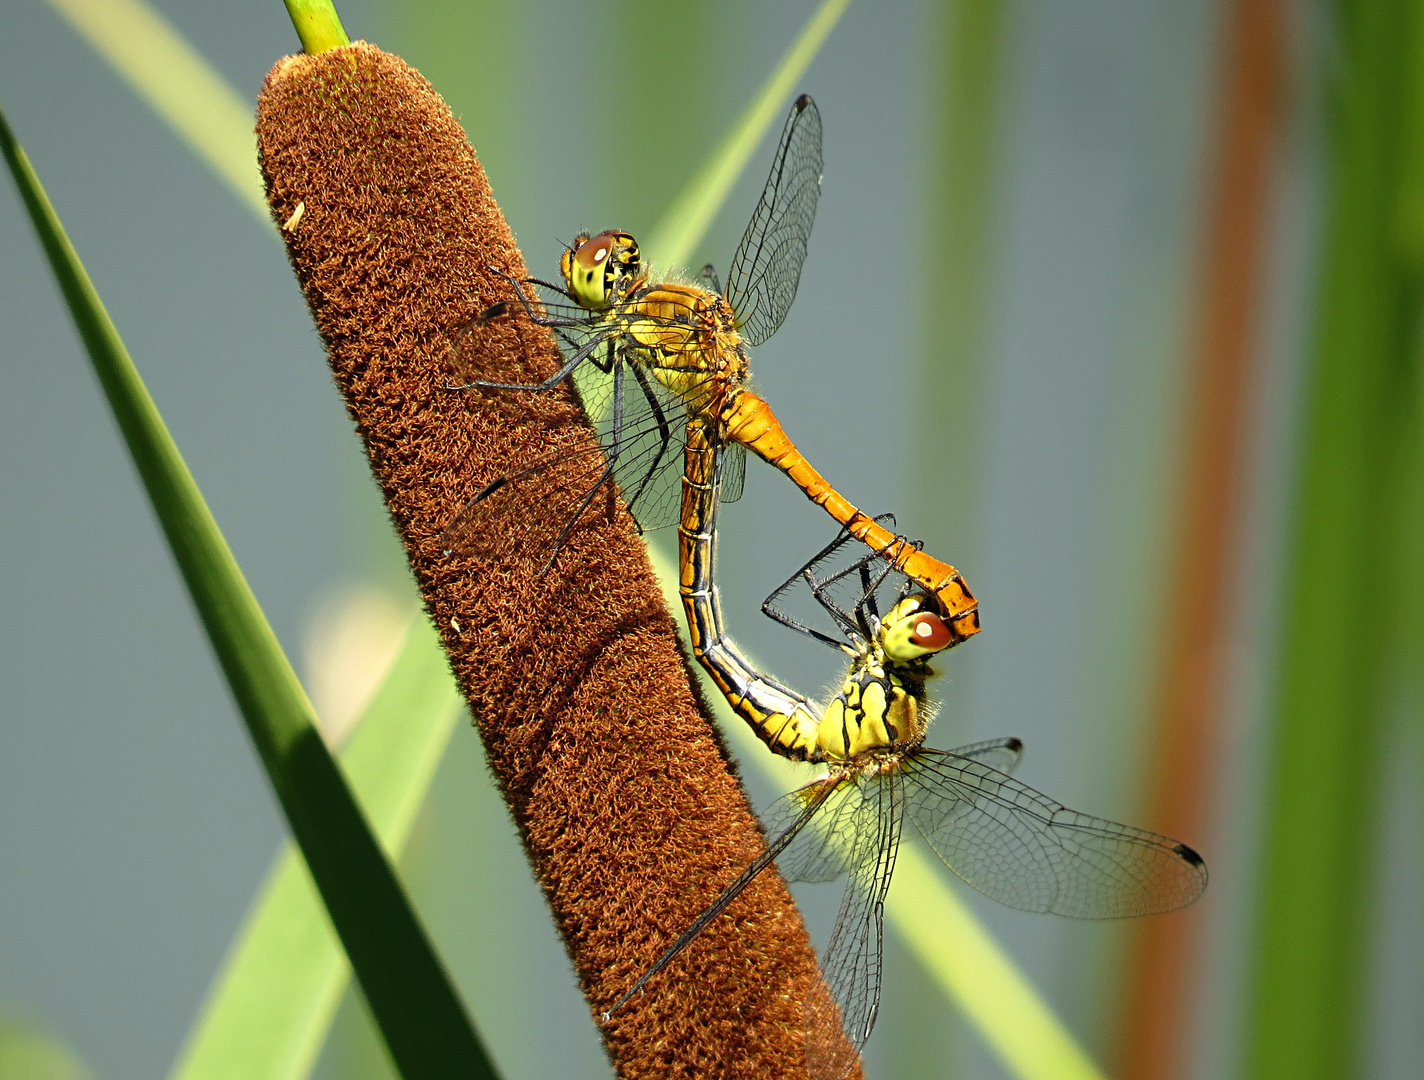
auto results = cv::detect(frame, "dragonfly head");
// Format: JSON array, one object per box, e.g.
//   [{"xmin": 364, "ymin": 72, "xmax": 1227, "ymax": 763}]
[
  {"xmin": 561, "ymin": 230, "xmax": 641, "ymax": 310},
  {"xmin": 880, "ymin": 596, "xmax": 954, "ymax": 664}
]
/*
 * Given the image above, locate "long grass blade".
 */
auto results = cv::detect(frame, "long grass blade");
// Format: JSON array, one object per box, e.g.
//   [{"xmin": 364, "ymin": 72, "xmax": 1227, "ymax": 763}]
[
  {"xmin": 29, "ymin": 5, "xmax": 469, "ymax": 1071},
  {"xmin": 0, "ymin": 102, "xmax": 497, "ymax": 1080},
  {"xmin": 1244, "ymin": 1, "xmax": 1421, "ymax": 1076},
  {"xmin": 912, "ymin": 0, "xmax": 1008, "ymax": 560},
  {"xmin": 170, "ymin": 614, "xmax": 465, "ymax": 1080},
  {"xmin": 43, "ymin": 0, "xmax": 269, "ymax": 223},
  {"xmin": 645, "ymin": 0, "xmax": 854, "ymax": 270}
]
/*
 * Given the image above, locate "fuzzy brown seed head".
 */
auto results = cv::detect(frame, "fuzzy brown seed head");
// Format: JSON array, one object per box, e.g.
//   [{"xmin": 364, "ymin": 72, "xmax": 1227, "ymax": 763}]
[{"xmin": 255, "ymin": 42, "xmax": 852, "ymax": 1080}]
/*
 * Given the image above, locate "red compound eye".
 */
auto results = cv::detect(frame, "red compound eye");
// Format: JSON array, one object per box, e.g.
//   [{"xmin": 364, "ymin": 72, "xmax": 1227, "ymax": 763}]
[
  {"xmin": 574, "ymin": 230, "xmax": 624, "ymax": 269},
  {"xmin": 909, "ymin": 612, "xmax": 952, "ymax": 651}
]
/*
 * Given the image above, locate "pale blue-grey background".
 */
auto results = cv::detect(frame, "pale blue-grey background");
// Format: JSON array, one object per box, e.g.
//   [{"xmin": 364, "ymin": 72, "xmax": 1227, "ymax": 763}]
[{"xmin": 1, "ymin": 1, "xmax": 1419, "ymax": 1078}]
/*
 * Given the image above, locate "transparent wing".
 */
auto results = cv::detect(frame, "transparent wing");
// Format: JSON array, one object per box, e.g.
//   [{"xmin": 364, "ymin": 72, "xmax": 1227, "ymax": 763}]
[
  {"xmin": 763, "ymin": 774, "xmax": 872, "ymax": 884},
  {"xmin": 440, "ymin": 368, "xmax": 694, "ymax": 566},
  {"xmin": 718, "ymin": 439, "xmax": 747, "ymax": 506},
  {"xmin": 725, "ymin": 95, "xmax": 824, "ymax": 347},
  {"xmin": 763, "ymin": 741, "xmax": 1022, "ymax": 886},
  {"xmin": 439, "ymin": 428, "xmax": 621, "ymax": 567},
  {"xmin": 947, "ymin": 736, "xmax": 1025, "ymax": 776},
  {"xmin": 902, "ymin": 748, "xmax": 1208, "ymax": 918},
  {"xmin": 444, "ymin": 287, "xmax": 745, "ymax": 566},
  {"xmin": 601, "ymin": 775, "xmax": 842, "ymax": 1019},
  {"xmin": 804, "ymin": 770, "xmax": 904, "ymax": 1080}
]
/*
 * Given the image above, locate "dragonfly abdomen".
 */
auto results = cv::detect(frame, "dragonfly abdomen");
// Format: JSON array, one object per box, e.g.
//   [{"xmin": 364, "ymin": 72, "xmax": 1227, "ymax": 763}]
[
  {"xmin": 720, "ymin": 390, "xmax": 983, "ymax": 645},
  {"xmin": 679, "ymin": 418, "xmax": 820, "ymax": 761}
]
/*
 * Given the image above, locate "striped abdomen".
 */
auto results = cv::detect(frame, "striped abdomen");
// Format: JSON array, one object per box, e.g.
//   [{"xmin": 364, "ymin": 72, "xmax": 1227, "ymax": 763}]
[
  {"xmin": 720, "ymin": 390, "xmax": 981, "ymax": 644},
  {"xmin": 679, "ymin": 416, "xmax": 821, "ymax": 761}
]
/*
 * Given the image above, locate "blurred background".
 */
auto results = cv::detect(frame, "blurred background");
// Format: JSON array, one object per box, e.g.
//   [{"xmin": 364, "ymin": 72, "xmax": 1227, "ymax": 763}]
[{"xmin": 1, "ymin": 0, "xmax": 1420, "ymax": 1078}]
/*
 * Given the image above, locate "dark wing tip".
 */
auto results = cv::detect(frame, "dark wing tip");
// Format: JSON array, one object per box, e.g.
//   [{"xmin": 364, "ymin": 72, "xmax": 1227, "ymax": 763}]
[
  {"xmin": 1003, "ymin": 736, "xmax": 1025, "ymax": 755},
  {"xmin": 794, "ymin": 93, "xmax": 814, "ymax": 111},
  {"xmin": 1174, "ymin": 842, "xmax": 1207, "ymax": 871}
]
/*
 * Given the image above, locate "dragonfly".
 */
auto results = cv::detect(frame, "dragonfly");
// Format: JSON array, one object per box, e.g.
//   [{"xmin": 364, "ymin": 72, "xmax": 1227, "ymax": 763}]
[
  {"xmin": 445, "ymin": 94, "xmax": 980, "ymax": 643},
  {"xmin": 608, "ymin": 525, "xmax": 1209, "ymax": 1079}
]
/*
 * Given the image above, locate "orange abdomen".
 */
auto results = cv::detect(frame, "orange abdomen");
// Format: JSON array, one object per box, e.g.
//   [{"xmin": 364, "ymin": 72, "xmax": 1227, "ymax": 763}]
[{"xmin": 720, "ymin": 390, "xmax": 981, "ymax": 643}]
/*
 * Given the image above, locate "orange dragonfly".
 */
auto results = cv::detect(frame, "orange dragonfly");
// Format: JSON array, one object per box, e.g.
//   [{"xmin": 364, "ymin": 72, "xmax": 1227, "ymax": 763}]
[
  {"xmin": 446, "ymin": 95, "xmax": 979, "ymax": 643},
  {"xmin": 607, "ymin": 525, "xmax": 1208, "ymax": 1078}
]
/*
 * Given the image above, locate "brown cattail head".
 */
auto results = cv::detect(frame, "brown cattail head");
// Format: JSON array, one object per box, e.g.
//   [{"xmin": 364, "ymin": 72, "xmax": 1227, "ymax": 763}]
[{"xmin": 256, "ymin": 42, "xmax": 843, "ymax": 1079}]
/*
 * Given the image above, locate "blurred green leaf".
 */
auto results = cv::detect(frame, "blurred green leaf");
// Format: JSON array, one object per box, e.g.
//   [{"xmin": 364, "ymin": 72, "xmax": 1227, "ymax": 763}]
[
  {"xmin": 0, "ymin": 1015, "xmax": 93, "ymax": 1080},
  {"xmin": 1393, "ymin": 0, "xmax": 1424, "ymax": 266},
  {"xmin": 646, "ymin": 0, "xmax": 854, "ymax": 271},
  {"xmin": 913, "ymin": 0, "xmax": 1008, "ymax": 560},
  {"xmin": 170, "ymin": 614, "xmax": 465, "ymax": 1080},
  {"xmin": 1245, "ymin": 1, "xmax": 1424, "ymax": 1077},
  {"xmin": 598, "ymin": 0, "xmax": 724, "ymax": 244},
  {"xmin": 44, "ymin": 0, "xmax": 269, "ymax": 222},
  {"xmin": 0, "ymin": 102, "xmax": 496, "ymax": 1080},
  {"xmin": 887, "ymin": 846, "xmax": 1106, "ymax": 1080}
]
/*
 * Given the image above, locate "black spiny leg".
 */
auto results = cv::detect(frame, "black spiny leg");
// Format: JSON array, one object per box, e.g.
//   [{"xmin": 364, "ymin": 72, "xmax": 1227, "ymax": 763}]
[
  {"xmin": 809, "ymin": 534, "xmax": 908, "ymax": 636},
  {"xmin": 530, "ymin": 354, "xmax": 630, "ymax": 571},
  {"xmin": 451, "ymin": 324, "xmax": 613, "ymax": 392},
  {"xmin": 448, "ymin": 267, "xmax": 612, "ymax": 391},
  {"xmin": 607, "ymin": 358, "xmax": 627, "ymax": 480},
  {"xmin": 620, "ymin": 360, "xmax": 674, "ymax": 521},
  {"xmin": 491, "ymin": 267, "xmax": 587, "ymax": 327},
  {"xmin": 762, "ymin": 517, "xmax": 895, "ymax": 649}
]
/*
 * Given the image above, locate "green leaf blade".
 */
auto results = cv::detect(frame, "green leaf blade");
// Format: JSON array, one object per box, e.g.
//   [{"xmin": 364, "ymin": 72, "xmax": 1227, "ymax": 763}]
[
  {"xmin": 171, "ymin": 615, "xmax": 465, "ymax": 1080},
  {"xmin": 44, "ymin": 0, "xmax": 269, "ymax": 222},
  {"xmin": 0, "ymin": 101, "xmax": 496, "ymax": 1080},
  {"xmin": 645, "ymin": 0, "xmax": 855, "ymax": 271}
]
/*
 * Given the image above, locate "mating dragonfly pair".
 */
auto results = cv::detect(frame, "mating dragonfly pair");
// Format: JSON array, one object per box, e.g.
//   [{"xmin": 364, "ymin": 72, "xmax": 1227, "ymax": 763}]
[{"xmin": 447, "ymin": 95, "xmax": 1207, "ymax": 1079}]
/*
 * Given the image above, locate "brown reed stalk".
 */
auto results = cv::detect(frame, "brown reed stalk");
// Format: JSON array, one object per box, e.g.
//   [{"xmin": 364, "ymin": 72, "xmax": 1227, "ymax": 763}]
[
  {"xmin": 1116, "ymin": 2, "xmax": 1281, "ymax": 1077},
  {"xmin": 256, "ymin": 42, "xmax": 840, "ymax": 1080}
]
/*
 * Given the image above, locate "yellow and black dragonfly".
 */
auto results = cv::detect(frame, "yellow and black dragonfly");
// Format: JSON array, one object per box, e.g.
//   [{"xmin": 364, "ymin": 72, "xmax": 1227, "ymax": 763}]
[
  {"xmin": 608, "ymin": 524, "xmax": 1208, "ymax": 1079},
  {"xmin": 445, "ymin": 95, "xmax": 979, "ymax": 642}
]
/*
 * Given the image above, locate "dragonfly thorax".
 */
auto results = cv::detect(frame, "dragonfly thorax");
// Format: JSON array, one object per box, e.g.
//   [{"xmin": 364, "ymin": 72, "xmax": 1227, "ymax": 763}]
[
  {"xmin": 816, "ymin": 660, "xmax": 923, "ymax": 761},
  {"xmin": 619, "ymin": 282, "xmax": 748, "ymax": 411},
  {"xmin": 812, "ymin": 596, "xmax": 948, "ymax": 762}
]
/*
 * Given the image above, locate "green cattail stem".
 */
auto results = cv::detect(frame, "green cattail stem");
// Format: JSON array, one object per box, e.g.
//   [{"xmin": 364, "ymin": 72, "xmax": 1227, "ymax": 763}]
[{"xmin": 281, "ymin": 0, "xmax": 349, "ymax": 55}]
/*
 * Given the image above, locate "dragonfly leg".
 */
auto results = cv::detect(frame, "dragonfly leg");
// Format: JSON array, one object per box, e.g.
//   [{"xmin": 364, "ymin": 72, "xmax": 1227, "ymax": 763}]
[
  {"xmin": 760, "ymin": 514, "xmax": 901, "ymax": 648},
  {"xmin": 607, "ymin": 360, "xmax": 626, "ymax": 467},
  {"xmin": 619, "ymin": 362, "xmax": 674, "ymax": 518},
  {"xmin": 762, "ymin": 580, "xmax": 858, "ymax": 651},
  {"xmin": 489, "ymin": 266, "xmax": 586, "ymax": 327},
  {"xmin": 455, "ymin": 326, "xmax": 611, "ymax": 392},
  {"xmin": 535, "ymin": 454, "xmax": 622, "ymax": 575},
  {"xmin": 808, "ymin": 535, "xmax": 908, "ymax": 632}
]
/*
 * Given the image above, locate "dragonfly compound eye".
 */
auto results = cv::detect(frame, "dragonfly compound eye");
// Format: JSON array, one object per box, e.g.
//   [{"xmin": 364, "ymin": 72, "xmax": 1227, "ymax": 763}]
[
  {"xmin": 563, "ymin": 230, "xmax": 639, "ymax": 310},
  {"xmin": 883, "ymin": 611, "xmax": 953, "ymax": 662}
]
